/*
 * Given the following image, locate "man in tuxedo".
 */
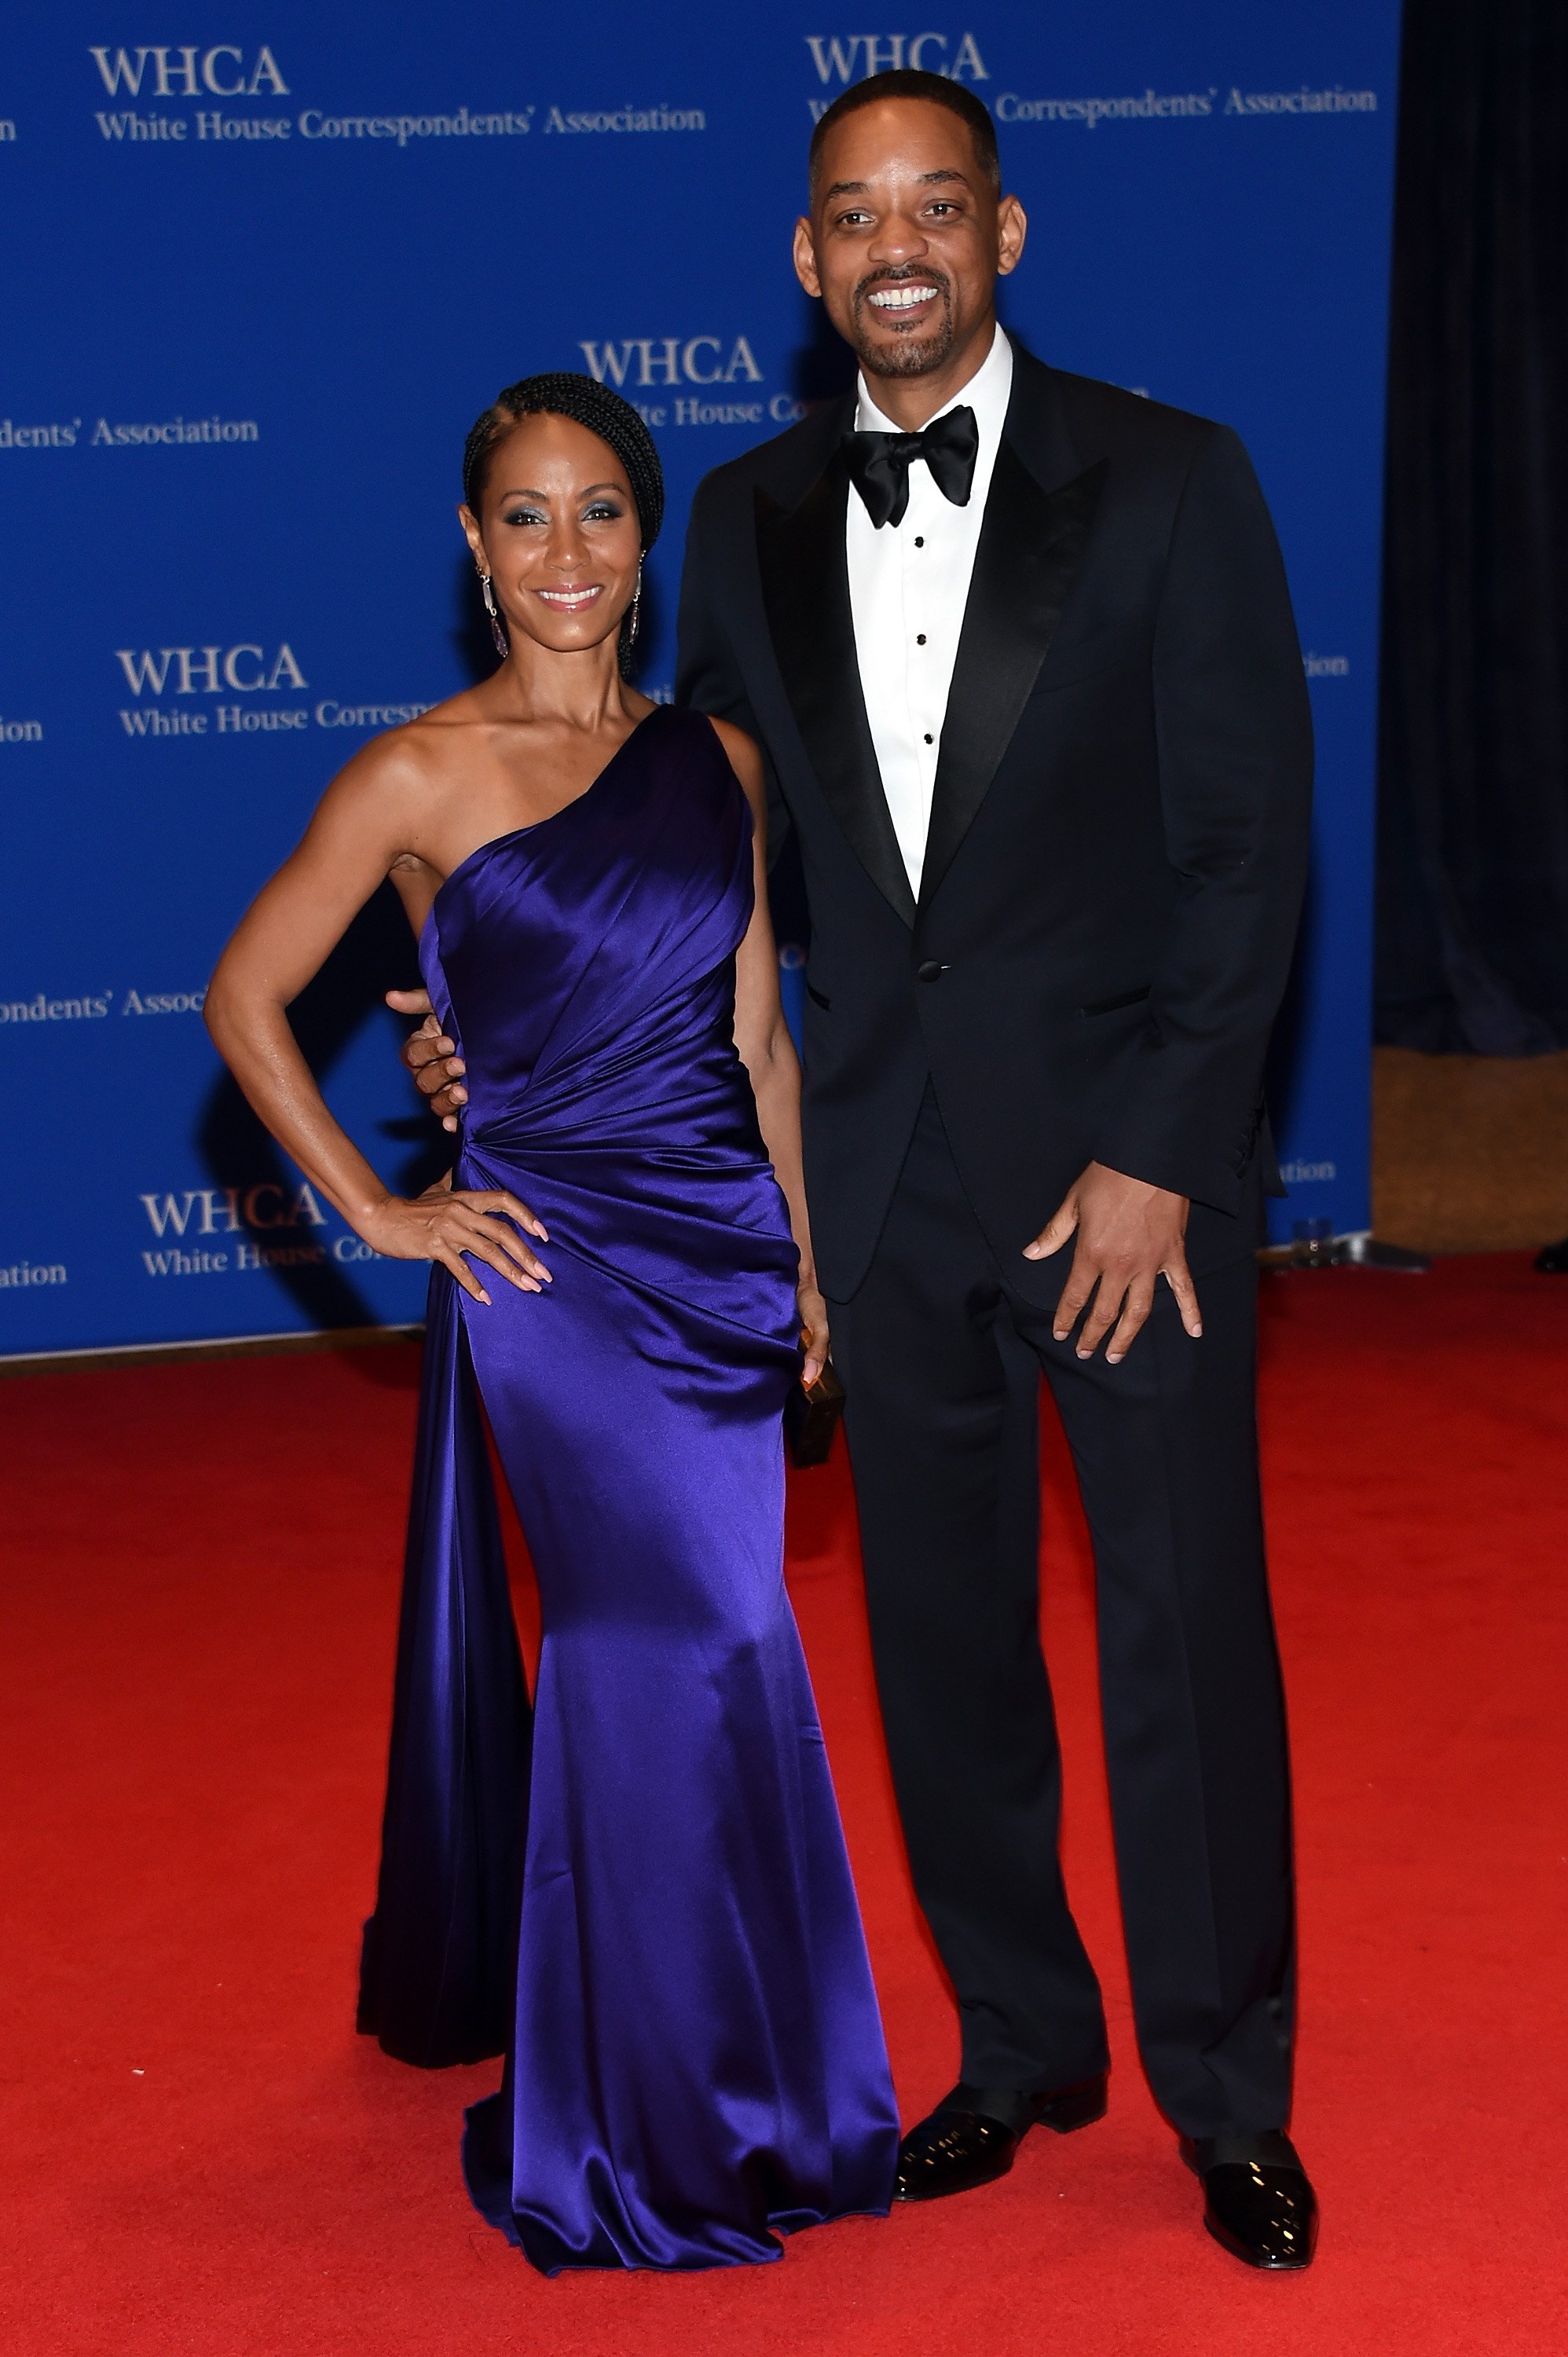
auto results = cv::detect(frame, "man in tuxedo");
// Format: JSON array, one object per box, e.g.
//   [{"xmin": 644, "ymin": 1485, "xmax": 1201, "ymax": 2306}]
[{"xmin": 409, "ymin": 70, "xmax": 1317, "ymax": 2268}]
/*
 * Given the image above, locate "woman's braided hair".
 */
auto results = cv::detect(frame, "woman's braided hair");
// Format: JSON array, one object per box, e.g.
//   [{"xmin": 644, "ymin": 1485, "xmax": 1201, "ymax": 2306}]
[
  {"xmin": 461, "ymin": 373, "xmax": 663, "ymax": 675},
  {"xmin": 462, "ymin": 372, "xmax": 665, "ymax": 547}
]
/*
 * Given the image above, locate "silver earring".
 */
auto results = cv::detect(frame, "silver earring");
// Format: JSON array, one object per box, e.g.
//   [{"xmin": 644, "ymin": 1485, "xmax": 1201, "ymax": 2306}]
[
  {"xmin": 626, "ymin": 559, "xmax": 643, "ymax": 649},
  {"xmin": 479, "ymin": 572, "xmax": 508, "ymax": 659}
]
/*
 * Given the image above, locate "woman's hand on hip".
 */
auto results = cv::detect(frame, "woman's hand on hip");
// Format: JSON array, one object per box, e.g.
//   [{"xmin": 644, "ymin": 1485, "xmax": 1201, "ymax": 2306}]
[{"xmin": 359, "ymin": 1183, "xmax": 551, "ymax": 1305}]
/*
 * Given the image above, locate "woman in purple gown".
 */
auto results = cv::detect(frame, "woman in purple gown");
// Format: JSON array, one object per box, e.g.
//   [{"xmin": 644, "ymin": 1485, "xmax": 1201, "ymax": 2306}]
[{"xmin": 204, "ymin": 374, "xmax": 897, "ymax": 2271}]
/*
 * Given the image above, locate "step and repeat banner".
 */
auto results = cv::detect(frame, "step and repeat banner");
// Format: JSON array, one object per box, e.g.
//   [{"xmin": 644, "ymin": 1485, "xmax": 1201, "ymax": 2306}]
[{"xmin": 2, "ymin": 3, "xmax": 1401, "ymax": 1357}]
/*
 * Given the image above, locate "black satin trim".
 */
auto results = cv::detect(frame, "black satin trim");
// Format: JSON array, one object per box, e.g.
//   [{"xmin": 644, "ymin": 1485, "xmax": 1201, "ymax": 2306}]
[
  {"xmin": 918, "ymin": 451, "xmax": 1108, "ymax": 909},
  {"xmin": 756, "ymin": 465, "xmax": 917, "ymax": 928}
]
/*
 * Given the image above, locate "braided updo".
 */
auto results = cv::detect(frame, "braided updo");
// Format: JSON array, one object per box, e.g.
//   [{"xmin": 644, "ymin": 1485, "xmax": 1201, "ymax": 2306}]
[{"xmin": 462, "ymin": 372, "xmax": 665, "ymax": 549}]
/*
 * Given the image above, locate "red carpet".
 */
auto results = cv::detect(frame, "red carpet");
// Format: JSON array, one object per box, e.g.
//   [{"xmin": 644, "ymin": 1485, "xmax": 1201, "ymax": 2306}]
[{"xmin": 3, "ymin": 1255, "xmax": 1566, "ymax": 2355}]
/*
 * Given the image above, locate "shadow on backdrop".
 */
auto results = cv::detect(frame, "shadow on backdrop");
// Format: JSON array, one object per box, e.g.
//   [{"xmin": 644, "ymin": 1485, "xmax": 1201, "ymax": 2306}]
[{"xmin": 197, "ymin": 882, "xmax": 446, "ymax": 1343}]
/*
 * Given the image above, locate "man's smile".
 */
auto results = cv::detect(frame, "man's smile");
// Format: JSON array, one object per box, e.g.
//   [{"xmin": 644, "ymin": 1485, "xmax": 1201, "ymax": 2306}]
[{"xmin": 867, "ymin": 282, "xmax": 940, "ymax": 313}]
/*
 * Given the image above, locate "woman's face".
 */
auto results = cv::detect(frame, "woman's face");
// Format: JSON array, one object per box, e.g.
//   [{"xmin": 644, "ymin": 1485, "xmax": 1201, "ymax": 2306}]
[{"xmin": 460, "ymin": 412, "xmax": 641, "ymax": 660}]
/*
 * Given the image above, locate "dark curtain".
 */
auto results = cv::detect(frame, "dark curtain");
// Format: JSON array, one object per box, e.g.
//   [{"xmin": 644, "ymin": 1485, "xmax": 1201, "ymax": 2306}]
[{"xmin": 1376, "ymin": 0, "xmax": 1568, "ymax": 1053}]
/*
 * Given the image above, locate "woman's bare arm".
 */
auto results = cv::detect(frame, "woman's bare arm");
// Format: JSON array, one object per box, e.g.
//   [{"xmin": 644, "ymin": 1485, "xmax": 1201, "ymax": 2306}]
[
  {"xmin": 713, "ymin": 717, "xmax": 827, "ymax": 1387},
  {"xmin": 203, "ymin": 739, "xmax": 550, "ymax": 1304}
]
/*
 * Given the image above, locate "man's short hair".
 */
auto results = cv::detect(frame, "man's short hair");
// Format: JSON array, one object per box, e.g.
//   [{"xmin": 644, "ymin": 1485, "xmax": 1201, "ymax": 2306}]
[{"xmin": 808, "ymin": 70, "xmax": 1002, "ymax": 197}]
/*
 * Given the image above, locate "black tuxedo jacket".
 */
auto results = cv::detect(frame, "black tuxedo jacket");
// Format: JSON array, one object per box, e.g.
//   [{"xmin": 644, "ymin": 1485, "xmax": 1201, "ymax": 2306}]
[{"xmin": 676, "ymin": 346, "xmax": 1313, "ymax": 1303}]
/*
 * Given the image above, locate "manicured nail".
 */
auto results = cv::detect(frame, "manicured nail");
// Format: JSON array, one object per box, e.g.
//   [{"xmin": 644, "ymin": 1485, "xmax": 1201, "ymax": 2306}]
[{"xmin": 1107, "ymin": 1352, "xmax": 1123, "ymax": 1365}]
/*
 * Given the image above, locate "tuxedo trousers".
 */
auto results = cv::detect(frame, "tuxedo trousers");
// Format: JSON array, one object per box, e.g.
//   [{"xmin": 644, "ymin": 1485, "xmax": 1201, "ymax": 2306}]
[{"xmin": 826, "ymin": 1086, "xmax": 1295, "ymax": 2137}]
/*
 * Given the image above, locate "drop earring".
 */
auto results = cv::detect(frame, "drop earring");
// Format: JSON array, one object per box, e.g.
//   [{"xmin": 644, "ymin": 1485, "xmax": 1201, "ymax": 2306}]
[
  {"xmin": 626, "ymin": 559, "xmax": 643, "ymax": 649},
  {"xmin": 479, "ymin": 571, "xmax": 508, "ymax": 660}
]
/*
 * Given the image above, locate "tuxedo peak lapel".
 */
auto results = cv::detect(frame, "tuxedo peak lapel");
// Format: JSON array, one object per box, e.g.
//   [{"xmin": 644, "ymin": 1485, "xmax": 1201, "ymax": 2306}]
[
  {"xmin": 755, "ymin": 458, "xmax": 917, "ymax": 927},
  {"xmin": 919, "ymin": 440, "xmax": 1107, "ymax": 909},
  {"xmin": 1002, "ymin": 346, "xmax": 1085, "ymax": 497}
]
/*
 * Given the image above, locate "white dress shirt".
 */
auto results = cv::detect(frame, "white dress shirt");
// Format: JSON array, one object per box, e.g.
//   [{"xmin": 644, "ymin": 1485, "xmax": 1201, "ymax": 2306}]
[{"xmin": 845, "ymin": 325, "xmax": 1014, "ymax": 896}]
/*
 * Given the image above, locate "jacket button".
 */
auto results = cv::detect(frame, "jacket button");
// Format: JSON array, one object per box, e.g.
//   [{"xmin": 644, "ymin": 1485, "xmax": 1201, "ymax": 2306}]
[{"xmin": 916, "ymin": 959, "xmax": 946, "ymax": 982}]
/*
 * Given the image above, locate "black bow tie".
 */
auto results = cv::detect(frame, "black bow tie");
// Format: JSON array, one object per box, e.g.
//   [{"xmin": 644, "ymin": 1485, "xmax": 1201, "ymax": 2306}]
[{"xmin": 841, "ymin": 404, "xmax": 980, "ymax": 530}]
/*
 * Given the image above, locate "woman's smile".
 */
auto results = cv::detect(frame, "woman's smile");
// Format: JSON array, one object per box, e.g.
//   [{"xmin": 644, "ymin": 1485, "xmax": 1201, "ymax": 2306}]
[{"xmin": 534, "ymin": 583, "xmax": 603, "ymax": 610}]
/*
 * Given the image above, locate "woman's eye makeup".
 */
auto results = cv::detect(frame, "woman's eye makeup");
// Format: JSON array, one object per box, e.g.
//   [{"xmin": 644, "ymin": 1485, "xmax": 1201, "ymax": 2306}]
[{"xmin": 496, "ymin": 499, "xmax": 625, "ymax": 526}]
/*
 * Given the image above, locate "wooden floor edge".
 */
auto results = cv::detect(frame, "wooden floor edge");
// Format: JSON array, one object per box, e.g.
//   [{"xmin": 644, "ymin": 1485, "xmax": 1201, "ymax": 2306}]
[{"xmin": 0, "ymin": 1324, "xmax": 425, "ymax": 1380}]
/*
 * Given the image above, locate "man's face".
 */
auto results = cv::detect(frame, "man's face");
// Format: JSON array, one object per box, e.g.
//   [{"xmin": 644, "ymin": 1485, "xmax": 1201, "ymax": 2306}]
[{"xmin": 793, "ymin": 98, "xmax": 1025, "ymax": 383}]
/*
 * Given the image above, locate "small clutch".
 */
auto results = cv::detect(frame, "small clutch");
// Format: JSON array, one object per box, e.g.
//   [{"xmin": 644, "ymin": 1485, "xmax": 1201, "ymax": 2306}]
[{"xmin": 786, "ymin": 1355, "xmax": 846, "ymax": 1468}]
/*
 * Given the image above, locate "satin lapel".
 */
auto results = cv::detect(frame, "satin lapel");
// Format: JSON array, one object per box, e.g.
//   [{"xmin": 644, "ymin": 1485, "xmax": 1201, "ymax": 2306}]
[
  {"xmin": 919, "ymin": 441, "xmax": 1107, "ymax": 909},
  {"xmin": 755, "ymin": 459, "xmax": 917, "ymax": 928}
]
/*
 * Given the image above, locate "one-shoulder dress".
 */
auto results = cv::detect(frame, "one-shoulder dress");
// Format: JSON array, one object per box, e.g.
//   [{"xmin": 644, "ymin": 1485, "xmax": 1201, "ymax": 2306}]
[{"xmin": 356, "ymin": 705, "xmax": 898, "ymax": 2272}]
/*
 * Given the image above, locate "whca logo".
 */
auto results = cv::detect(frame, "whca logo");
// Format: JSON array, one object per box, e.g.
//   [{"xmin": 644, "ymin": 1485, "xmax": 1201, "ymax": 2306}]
[
  {"xmin": 116, "ymin": 643, "xmax": 306, "ymax": 695},
  {"xmin": 90, "ymin": 46, "xmax": 288, "ymax": 97},
  {"xmin": 805, "ymin": 31, "xmax": 990, "ymax": 115},
  {"xmin": 114, "ymin": 642, "xmax": 309, "ymax": 739},
  {"xmin": 578, "ymin": 338, "xmax": 764, "ymax": 390}
]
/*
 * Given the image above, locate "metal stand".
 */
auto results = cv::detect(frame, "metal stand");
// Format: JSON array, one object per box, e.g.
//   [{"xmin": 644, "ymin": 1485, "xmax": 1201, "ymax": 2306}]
[
  {"xmin": 1339, "ymin": 1232, "xmax": 1431, "ymax": 1273},
  {"xmin": 1260, "ymin": 1229, "xmax": 1431, "ymax": 1274}
]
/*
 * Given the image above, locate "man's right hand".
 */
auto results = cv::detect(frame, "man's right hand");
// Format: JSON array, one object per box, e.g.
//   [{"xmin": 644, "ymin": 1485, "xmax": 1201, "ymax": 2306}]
[{"xmin": 386, "ymin": 988, "xmax": 467, "ymax": 1133}]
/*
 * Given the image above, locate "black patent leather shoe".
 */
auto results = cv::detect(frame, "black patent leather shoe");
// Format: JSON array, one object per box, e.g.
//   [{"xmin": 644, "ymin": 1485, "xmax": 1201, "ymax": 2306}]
[
  {"xmin": 893, "ymin": 2074, "xmax": 1108, "ymax": 2202},
  {"xmin": 1181, "ymin": 2132, "xmax": 1318, "ymax": 2270}
]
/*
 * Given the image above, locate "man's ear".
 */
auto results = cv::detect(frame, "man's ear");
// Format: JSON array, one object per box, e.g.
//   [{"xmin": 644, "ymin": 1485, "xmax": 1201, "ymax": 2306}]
[
  {"xmin": 793, "ymin": 216, "xmax": 822, "ymax": 299},
  {"xmin": 995, "ymin": 194, "xmax": 1028, "ymax": 280}
]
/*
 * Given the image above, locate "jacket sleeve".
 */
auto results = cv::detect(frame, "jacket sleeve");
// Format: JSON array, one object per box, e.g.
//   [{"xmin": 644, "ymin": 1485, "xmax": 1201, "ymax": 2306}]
[
  {"xmin": 676, "ymin": 473, "xmax": 792, "ymax": 863},
  {"xmin": 1090, "ymin": 424, "xmax": 1313, "ymax": 1214}
]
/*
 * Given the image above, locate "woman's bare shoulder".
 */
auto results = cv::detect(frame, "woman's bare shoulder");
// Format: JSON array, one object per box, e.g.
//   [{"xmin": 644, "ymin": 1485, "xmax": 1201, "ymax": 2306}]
[
  {"xmin": 295, "ymin": 706, "xmax": 474, "ymax": 867},
  {"xmin": 323, "ymin": 687, "xmax": 490, "ymax": 805}
]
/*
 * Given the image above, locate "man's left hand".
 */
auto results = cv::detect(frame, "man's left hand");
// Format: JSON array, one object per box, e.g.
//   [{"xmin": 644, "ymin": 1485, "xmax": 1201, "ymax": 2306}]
[
  {"xmin": 1024, "ymin": 1161, "xmax": 1202, "ymax": 1363},
  {"xmin": 387, "ymin": 988, "xmax": 467, "ymax": 1131}
]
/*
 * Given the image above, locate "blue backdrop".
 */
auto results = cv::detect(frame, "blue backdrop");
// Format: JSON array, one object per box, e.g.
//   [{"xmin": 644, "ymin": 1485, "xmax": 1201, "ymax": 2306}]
[{"xmin": 1, "ymin": 3, "xmax": 1401, "ymax": 1358}]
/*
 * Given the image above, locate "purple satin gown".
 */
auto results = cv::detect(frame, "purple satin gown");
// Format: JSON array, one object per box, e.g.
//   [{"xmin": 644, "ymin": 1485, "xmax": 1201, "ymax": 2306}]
[{"xmin": 356, "ymin": 706, "xmax": 897, "ymax": 2272}]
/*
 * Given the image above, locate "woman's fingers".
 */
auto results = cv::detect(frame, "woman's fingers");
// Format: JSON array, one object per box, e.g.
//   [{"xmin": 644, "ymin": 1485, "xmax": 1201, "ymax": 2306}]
[
  {"xmin": 449, "ymin": 1195, "xmax": 551, "ymax": 1277},
  {"xmin": 482, "ymin": 1188, "xmax": 548, "ymax": 1244},
  {"xmin": 447, "ymin": 1208, "xmax": 548, "ymax": 1289},
  {"xmin": 390, "ymin": 1191, "xmax": 555, "ymax": 1299},
  {"xmin": 452, "ymin": 1187, "xmax": 548, "ymax": 1241},
  {"xmin": 454, "ymin": 1191, "xmax": 549, "ymax": 1249},
  {"xmin": 459, "ymin": 1230, "xmax": 541, "ymax": 1293},
  {"xmin": 448, "ymin": 1212, "xmax": 540, "ymax": 1290},
  {"xmin": 434, "ymin": 1242, "xmax": 491, "ymax": 1305},
  {"xmin": 492, "ymin": 1230, "xmax": 551, "ymax": 1283}
]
